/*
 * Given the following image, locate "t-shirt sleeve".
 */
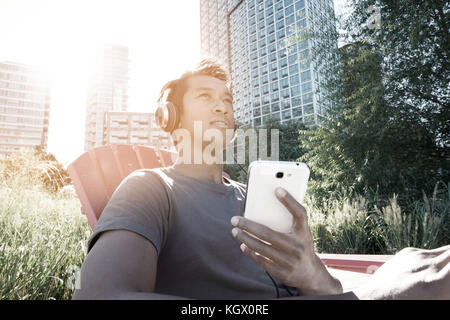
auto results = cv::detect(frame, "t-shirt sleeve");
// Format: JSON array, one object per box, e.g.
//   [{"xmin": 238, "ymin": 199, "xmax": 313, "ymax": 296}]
[{"xmin": 87, "ymin": 169, "xmax": 171, "ymax": 255}]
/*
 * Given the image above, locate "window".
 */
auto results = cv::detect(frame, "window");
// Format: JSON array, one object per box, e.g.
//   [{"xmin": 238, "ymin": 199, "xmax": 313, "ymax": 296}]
[
  {"xmin": 260, "ymin": 47, "xmax": 267, "ymax": 56},
  {"xmin": 271, "ymin": 81, "xmax": 279, "ymax": 91},
  {"xmin": 290, "ymin": 74, "xmax": 300, "ymax": 85},
  {"xmin": 276, "ymin": 11, "xmax": 284, "ymax": 20},
  {"xmin": 276, "ymin": 20, "xmax": 285, "ymax": 29},
  {"xmin": 282, "ymin": 109, "xmax": 291, "ymax": 120},
  {"xmin": 268, "ymin": 24, "xmax": 275, "ymax": 34},
  {"xmin": 258, "ymin": 29, "xmax": 265, "ymax": 39},
  {"xmin": 303, "ymin": 93, "xmax": 313, "ymax": 104},
  {"xmin": 288, "ymin": 53, "xmax": 298, "ymax": 65},
  {"xmin": 270, "ymin": 52, "xmax": 277, "ymax": 62},
  {"xmin": 301, "ymin": 81, "xmax": 312, "ymax": 93},
  {"xmin": 271, "ymin": 112, "xmax": 281, "ymax": 120},
  {"xmin": 280, "ymin": 77, "xmax": 289, "ymax": 88},
  {"xmin": 303, "ymin": 103, "xmax": 314, "ymax": 115},
  {"xmin": 258, "ymin": 20, "xmax": 265, "ymax": 30},
  {"xmin": 262, "ymin": 105, "xmax": 271, "ymax": 114},
  {"xmin": 285, "ymin": 5, "xmax": 294, "ymax": 16},
  {"xmin": 261, "ymin": 65, "xmax": 269, "ymax": 74},
  {"xmin": 254, "ymin": 117, "xmax": 262, "ymax": 126},
  {"xmin": 292, "ymin": 96, "xmax": 301, "ymax": 107},
  {"xmin": 295, "ymin": 0, "xmax": 305, "ymax": 10},
  {"xmin": 271, "ymin": 92, "xmax": 279, "ymax": 101},
  {"xmin": 291, "ymin": 85, "xmax": 300, "ymax": 96},
  {"xmin": 284, "ymin": 0, "xmax": 293, "ymax": 6},
  {"xmin": 270, "ymin": 71, "xmax": 278, "ymax": 81},
  {"xmin": 268, "ymin": 34, "xmax": 276, "ymax": 43},
  {"xmin": 271, "ymin": 102, "xmax": 280, "ymax": 112},
  {"xmin": 270, "ymin": 61, "xmax": 278, "ymax": 71},
  {"xmin": 275, "ymin": 1, "xmax": 283, "ymax": 11},
  {"xmin": 286, "ymin": 14, "xmax": 295, "ymax": 26},
  {"xmin": 269, "ymin": 43, "xmax": 277, "ymax": 52},
  {"xmin": 259, "ymin": 39, "xmax": 266, "ymax": 48},
  {"xmin": 278, "ymin": 57, "xmax": 287, "ymax": 68},
  {"xmin": 281, "ymin": 88, "xmax": 290, "ymax": 99},
  {"xmin": 266, "ymin": 7, "xmax": 274, "ymax": 16},
  {"xmin": 292, "ymin": 106, "xmax": 302, "ymax": 117},
  {"xmin": 279, "ymin": 68, "xmax": 288, "ymax": 79},
  {"xmin": 301, "ymin": 70, "xmax": 311, "ymax": 82},
  {"xmin": 289, "ymin": 64, "xmax": 298, "ymax": 74},
  {"xmin": 262, "ymin": 75, "xmax": 269, "ymax": 84},
  {"xmin": 278, "ymin": 48, "xmax": 287, "ymax": 58}
]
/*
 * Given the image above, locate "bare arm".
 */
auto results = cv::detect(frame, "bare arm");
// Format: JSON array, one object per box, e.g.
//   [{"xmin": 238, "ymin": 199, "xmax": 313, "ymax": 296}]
[{"xmin": 72, "ymin": 230, "xmax": 190, "ymax": 300}]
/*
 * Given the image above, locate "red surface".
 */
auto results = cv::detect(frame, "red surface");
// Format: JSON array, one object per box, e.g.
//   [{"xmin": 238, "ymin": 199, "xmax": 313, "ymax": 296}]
[
  {"xmin": 68, "ymin": 144, "xmax": 161, "ymax": 229},
  {"xmin": 317, "ymin": 253, "xmax": 393, "ymax": 274}
]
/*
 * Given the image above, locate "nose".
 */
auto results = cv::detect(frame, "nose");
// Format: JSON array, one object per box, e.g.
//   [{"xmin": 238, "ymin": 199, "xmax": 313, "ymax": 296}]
[{"xmin": 212, "ymin": 100, "xmax": 228, "ymax": 115}]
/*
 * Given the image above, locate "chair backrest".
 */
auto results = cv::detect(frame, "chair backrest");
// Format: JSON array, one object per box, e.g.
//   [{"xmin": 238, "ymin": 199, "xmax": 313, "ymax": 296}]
[{"xmin": 68, "ymin": 144, "xmax": 177, "ymax": 230}]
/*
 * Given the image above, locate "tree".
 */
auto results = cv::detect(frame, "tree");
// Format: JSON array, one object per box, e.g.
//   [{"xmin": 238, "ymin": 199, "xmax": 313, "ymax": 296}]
[{"xmin": 285, "ymin": 0, "xmax": 449, "ymax": 204}]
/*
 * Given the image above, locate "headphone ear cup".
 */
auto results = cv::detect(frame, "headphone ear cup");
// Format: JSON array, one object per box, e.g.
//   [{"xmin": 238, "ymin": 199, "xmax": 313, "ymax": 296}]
[{"xmin": 155, "ymin": 101, "xmax": 179, "ymax": 133}]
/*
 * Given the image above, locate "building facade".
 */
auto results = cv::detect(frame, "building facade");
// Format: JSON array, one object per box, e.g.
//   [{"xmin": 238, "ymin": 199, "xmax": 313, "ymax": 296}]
[
  {"xmin": 0, "ymin": 61, "xmax": 51, "ymax": 159},
  {"xmin": 103, "ymin": 111, "xmax": 174, "ymax": 150},
  {"xmin": 200, "ymin": 0, "xmax": 339, "ymax": 128},
  {"xmin": 84, "ymin": 44, "xmax": 130, "ymax": 151}
]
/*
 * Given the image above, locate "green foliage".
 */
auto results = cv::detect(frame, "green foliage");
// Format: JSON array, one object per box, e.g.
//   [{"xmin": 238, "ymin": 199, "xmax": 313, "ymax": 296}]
[{"xmin": 285, "ymin": 0, "xmax": 450, "ymax": 206}]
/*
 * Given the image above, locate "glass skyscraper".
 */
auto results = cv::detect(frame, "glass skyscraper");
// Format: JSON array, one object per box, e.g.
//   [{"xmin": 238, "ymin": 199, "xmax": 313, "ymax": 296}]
[{"xmin": 200, "ymin": 0, "xmax": 339, "ymax": 128}]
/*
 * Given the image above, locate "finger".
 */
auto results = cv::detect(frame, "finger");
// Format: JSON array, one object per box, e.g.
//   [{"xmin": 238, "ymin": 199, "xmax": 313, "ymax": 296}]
[
  {"xmin": 231, "ymin": 216, "xmax": 290, "ymax": 249},
  {"xmin": 240, "ymin": 243, "xmax": 289, "ymax": 282},
  {"xmin": 232, "ymin": 228, "xmax": 292, "ymax": 268},
  {"xmin": 275, "ymin": 187, "xmax": 308, "ymax": 232}
]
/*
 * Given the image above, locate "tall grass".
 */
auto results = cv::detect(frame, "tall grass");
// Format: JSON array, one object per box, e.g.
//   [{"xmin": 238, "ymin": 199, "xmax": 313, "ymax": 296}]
[
  {"xmin": 306, "ymin": 182, "xmax": 450, "ymax": 254},
  {"xmin": 0, "ymin": 154, "xmax": 90, "ymax": 300}
]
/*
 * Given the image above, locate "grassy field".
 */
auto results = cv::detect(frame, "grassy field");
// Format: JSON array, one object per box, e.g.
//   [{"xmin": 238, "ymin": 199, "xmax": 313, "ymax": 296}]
[{"xmin": 0, "ymin": 153, "xmax": 449, "ymax": 299}]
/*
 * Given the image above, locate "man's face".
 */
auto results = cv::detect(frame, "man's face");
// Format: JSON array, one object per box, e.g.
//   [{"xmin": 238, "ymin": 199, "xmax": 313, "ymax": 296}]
[{"xmin": 180, "ymin": 75, "xmax": 235, "ymax": 146}]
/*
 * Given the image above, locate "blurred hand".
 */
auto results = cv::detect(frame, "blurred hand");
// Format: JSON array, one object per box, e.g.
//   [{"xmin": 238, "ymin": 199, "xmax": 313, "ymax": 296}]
[
  {"xmin": 355, "ymin": 245, "xmax": 450, "ymax": 300},
  {"xmin": 231, "ymin": 187, "xmax": 342, "ymax": 296}
]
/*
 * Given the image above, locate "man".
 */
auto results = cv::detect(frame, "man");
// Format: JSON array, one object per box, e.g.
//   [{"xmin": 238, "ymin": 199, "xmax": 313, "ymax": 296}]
[{"xmin": 73, "ymin": 60, "xmax": 449, "ymax": 300}]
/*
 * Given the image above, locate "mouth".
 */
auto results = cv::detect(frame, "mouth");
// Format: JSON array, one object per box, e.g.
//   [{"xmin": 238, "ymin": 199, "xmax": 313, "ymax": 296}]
[{"xmin": 209, "ymin": 119, "xmax": 229, "ymax": 128}]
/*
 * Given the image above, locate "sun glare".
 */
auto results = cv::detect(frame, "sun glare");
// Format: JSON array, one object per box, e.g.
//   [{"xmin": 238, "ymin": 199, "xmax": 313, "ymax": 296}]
[{"xmin": 0, "ymin": 0, "xmax": 200, "ymax": 165}]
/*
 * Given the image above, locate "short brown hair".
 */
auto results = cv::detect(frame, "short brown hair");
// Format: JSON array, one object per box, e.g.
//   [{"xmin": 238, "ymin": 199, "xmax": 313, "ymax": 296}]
[{"xmin": 157, "ymin": 59, "xmax": 230, "ymax": 111}]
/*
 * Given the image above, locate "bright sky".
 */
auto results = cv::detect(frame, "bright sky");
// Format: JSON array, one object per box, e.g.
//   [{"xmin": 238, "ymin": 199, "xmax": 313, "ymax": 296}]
[
  {"xmin": 0, "ymin": 0, "xmax": 350, "ymax": 166},
  {"xmin": 0, "ymin": 0, "xmax": 201, "ymax": 165}
]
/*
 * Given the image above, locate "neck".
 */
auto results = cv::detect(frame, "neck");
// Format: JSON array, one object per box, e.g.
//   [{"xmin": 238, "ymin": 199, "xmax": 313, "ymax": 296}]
[
  {"xmin": 173, "ymin": 161, "xmax": 225, "ymax": 184},
  {"xmin": 172, "ymin": 139, "xmax": 227, "ymax": 184}
]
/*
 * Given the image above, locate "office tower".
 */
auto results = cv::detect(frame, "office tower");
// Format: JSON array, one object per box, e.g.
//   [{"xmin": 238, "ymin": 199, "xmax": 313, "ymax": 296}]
[
  {"xmin": 0, "ymin": 61, "xmax": 51, "ymax": 159},
  {"xmin": 84, "ymin": 44, "xmax": 129, "ymax": 151},
  {"xmin": 200, "ymin": 0, "xmax": 339, "ymax": 127},
  {"xmin": 103, "ymin": 111, "xmax": 174, "ymax": 150}
]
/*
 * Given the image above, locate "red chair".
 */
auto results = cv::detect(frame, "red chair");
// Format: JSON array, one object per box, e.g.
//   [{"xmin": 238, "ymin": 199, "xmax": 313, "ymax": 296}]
[
  {"xmin": 67, "ymin": 144, "xmax": 177, "ymax": 229},
  {"xmin": 67, "ymin": 144, "xmax": 392, "ymax": 276}
]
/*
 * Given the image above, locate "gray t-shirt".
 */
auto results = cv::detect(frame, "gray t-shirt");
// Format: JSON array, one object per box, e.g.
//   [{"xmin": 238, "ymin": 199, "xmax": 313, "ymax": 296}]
[{"xmin": 87, "ymin": 167, "xmax": 295, "ymax": 299}]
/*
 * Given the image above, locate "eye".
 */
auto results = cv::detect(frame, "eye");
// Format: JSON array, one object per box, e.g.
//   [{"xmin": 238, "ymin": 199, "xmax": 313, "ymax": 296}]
[
  {"xmin": 198, "ymin": 93, "xmax": 210, "ymax": 99},
  {"xmin": 224, "ymin": 98, "xmax": 233, "ymax": 105}
]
